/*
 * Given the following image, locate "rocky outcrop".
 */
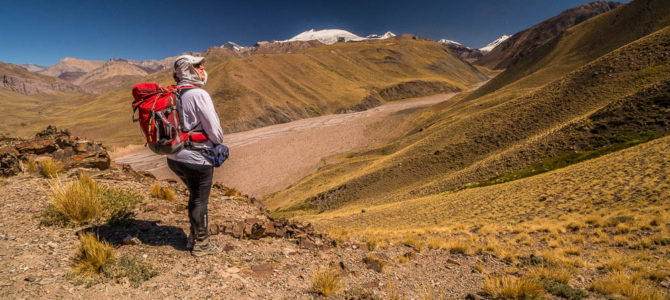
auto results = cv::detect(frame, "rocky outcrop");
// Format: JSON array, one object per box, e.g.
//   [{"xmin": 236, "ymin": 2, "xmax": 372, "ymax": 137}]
[
  {"xmin": 0, "ymin": 126, "xmax": 111, "ymax": 176},
  {"xmin": 441, "ymin": 43, "xmax": 484, "ymax": 63},
  {"xmin": 207, "ymin": 183, "xmax": 335, "ymax": 249},
  {"xmin": 0, "ymin": 145, "xmax": 20, "ymax": 177},
  {"xmin": 335, "ymin": 93, "xmax": 384, "ymax": 114},
  {"xmin": 378, "ymin": 80, "xmax": 461, "ymax": 101},
  {"xmin": 1, "ymin": 74, "xmax": 85, "ymax": 95}
]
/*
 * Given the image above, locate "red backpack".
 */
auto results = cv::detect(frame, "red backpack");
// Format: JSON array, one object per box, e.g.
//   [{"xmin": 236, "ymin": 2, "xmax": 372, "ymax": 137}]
[{"xmin": 131, "ymin": 83, "xmax": 208, "ymax": 154}]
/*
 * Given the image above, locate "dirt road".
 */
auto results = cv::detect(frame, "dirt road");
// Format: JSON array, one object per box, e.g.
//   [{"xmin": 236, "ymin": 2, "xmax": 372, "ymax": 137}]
[{"xmin": 113, "ymin": 93, "xmax": 459, "ymax": 197}]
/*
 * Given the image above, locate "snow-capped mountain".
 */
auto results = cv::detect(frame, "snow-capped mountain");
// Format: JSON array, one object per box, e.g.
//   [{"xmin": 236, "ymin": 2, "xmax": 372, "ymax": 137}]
[
  {"xmin": 438, "ymin": 39, "xmax": 483, "ymax": 63},
  {"xmin": 365, "ymin": 32, "xmax": 396, "ymax": 40},
  {"xmin": 280, "ymin": 29, "xmax": 395, "ymax": 45},
  {"xmin": 437, "ymin": 39, "xmax": 464, "ymax": 47},
  {"xmin": 221, "ymin": 41, "xmax": 246, "ymax": 52},
  {"xmin": 480, "ymin": 35, "xmax": 511, "ymax": 53},
  {"xmin": 20, "ymin": 64, "xmax": 47, "ymax": 72}
]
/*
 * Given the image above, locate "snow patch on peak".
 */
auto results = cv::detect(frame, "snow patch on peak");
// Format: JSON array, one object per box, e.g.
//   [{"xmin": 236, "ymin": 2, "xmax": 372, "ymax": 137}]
[
  {"xmin": 221, "ymin": 41, "xmax": 245, "ymax": 51},
  {"xmin": 438, "ymin": 39, "xmax": 463, "ymax": 46},
  {"xmin": 480, "ymin": 35, "xmax": 511, "ymax": 53},
  {"xmin": 279, "ymin": 29, "xmax": 395, "ymax": 45},
  {"xmin": 284, "ymin": 29, "xmax": 361, "ymax": 45}
]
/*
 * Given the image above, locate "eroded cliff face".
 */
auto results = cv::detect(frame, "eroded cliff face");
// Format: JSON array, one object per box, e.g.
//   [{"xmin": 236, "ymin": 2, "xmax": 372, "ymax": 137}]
[{"xmin": 1, "ymin": 74, "xmax": 85, "ymax": 95}]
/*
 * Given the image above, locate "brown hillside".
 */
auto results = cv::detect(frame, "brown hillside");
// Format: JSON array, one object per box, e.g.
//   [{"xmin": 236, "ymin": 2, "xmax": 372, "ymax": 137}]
[
  {"xmin": 1, "ymin": 37, "xmax": 487, "ymax": 145},
  {"xmin": 201, "ymin": 36, "xmax": 488, "ymax": 133},
  {"xmin": 468, "ymin": 0, "xmax": 670, "ymax": 101},
  {"xmin": 73, "ymin": 59, "xmax": 151, "ymax": 92},
  {"xmin": 39, "ymin": 57, "xmax": 105, "ymax": 79},
  {"xmin": 0, "ymin": 62, "xmax": 86, "ymax": 95},
  {"xmin": 476, "ymin": 1, "xmax": 621, "ymax": 70},
  {"xmin": 263, "ymin": 17, "xmax": 670, "ymax": 212}
]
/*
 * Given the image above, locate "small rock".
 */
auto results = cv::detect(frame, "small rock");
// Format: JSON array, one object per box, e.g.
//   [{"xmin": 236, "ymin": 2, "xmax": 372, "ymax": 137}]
[
  {"xmin": 142, "ymin": 254, "xmax": 148, "ymax": 259},
  {"xmin": 446, "ymin": 258, "xmax": 460, "ymax": 265},
  {"xmin": 363, "ymin": 254, "xmax": 386, "ymax": 273},
  {"xmin": 122, "ymin": 236, "xmax": 141, "ymax": 245},
  {"xmin": 281, "ymin": 248, "xmax": 296, "ymax": 256},
  {"xmin": 46, "ymin": 242, "xmax": 58, "ymax": 249},
  {"xmin": 226, "ymin": 267, "xmax": 240, "ymax": 274},
  {"xmin": 465, "ymin": 293, "xmax": 483, "ymax": 300},
  {"xmin": 361, "ymin": 209, "xmax": 366, "ymax": 213}
]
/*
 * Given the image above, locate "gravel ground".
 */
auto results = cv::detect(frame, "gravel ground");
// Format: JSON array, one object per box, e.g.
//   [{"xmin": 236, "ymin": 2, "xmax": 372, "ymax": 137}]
[{"xmin": 0, "ymin": 168, "xmax": 506, "ymax": 299}]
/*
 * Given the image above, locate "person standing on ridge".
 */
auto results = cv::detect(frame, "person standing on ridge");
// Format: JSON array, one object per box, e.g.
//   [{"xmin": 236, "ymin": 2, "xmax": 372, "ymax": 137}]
[{"xmin": 168, "ymin": 55, "xmax": 224, "ymax": 257}]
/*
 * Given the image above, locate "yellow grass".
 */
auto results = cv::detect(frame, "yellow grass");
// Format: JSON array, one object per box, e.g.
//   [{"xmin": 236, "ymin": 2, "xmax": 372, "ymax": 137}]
[
  {"xmin": 151, "ymin": 183, "xmax": 176, "ymax": 201},
  {"xmin": 445, "ymin": 238, "xmax": 471, "ymax": 255},
  {"xmin": 483, "ymin": 275, "xmax": 544, "ymax": 299},
  {"xmin": 48, "ymin": 176, "xmax": 101, "ymax": 225},
  {"xmin": 38, "ymin": 158, "xmax": 64, "ymax": 178},
  {"xmin": 311, "ymin": 267, "xmax": 340, "ymax": 297},
  {"xmin": 25, "ymin": 159, "xmax": 37, "ymax": 173},
  {"xmin": 72, "ymin": 232, "xmax": 115, "ymax": 275},
  {"xmin": 527, "ymin": 266, "xmax": 571, "ymax": 284}
]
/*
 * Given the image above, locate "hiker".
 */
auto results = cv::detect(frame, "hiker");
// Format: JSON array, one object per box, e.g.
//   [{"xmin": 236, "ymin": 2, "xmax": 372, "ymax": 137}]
[{"xmin": 167, "ymin": 55, "xmax": 224, "ymax": 257}]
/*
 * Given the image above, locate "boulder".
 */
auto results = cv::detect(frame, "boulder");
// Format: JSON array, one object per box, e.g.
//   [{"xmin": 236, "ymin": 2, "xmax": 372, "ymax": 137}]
[
  {"xmin": 15, "ymin": 137, "xmax": 57, "ymax": 155},
  {"xmin": 0, "ymin": 146, "xmax": 21, "ymax": 177}
]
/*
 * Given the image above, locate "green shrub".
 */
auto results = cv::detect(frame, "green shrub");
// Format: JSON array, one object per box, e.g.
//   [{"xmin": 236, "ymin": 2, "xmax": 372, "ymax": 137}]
[
  {"xmin": 99, "ymin": 187, "xmax": 143, "ymax": 225},
  {"xmin": 103, "ymin": 255, "xmax": 158, "ymax": 287}
]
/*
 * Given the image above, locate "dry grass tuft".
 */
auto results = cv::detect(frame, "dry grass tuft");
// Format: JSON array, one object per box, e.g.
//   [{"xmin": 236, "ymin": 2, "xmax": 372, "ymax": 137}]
[
  {"xmin": 151, "ymin": 183, "xmax": 176, "ymax": 201},
  {"xmin": 528, "ymin": 266, "xmax": 571, "ymax": 284},
  {"xmin": 446, "ymin": 238, "xmax": 471, "ymax": 255},
  {"xmin": 363, "ymin": 253, "xmax": 387, "ymax": 272},
  {"xmin": 25, "ymin": 159, "xmax": 38, "ymax": 173},
  {"xmin": 311, "ymin": 267, "xmax": 340, "ymax": 297},
  {"xmin": 365, "ymin": 238, "xmax": 378, "ymax": 251},
  {"xmin": 615, "ymin": 223, "xmax": 631, "ymax": 234},
  {"xmin": 47, "ymin": 176, "xmax": 101, "ymax": 225},
  {"xmin": 385, "ymin": 278, "xmax": 404, "ymax": 300},
  {"xmin": 627, "ymin": 286, "xmax": 668, "ymax": 300},
  {"xmin": 38, "ymin": 158, "xmax": 63, "ymax": 178},
  {"xmin": 562, "ymin": 247, "xmax": 582, "ymax": 256},
  {"xmin": 72, "ymin": 232, "xmax": 115, "ymax": 276},
  {"xmin": 402, "ymin": 238, "xmax": 425, "ymax": 252},
  {"xmin": 484, "ymin": 275, "xmax": 544, "ymax": 299},
  {"xmin": 150, "ymin": 183, "xmax": 161, "ymax": 198},
  {"xmin": 42, "ymin": 174, "xmax": 142, "ymax": 226},
  {"xmin": 223, "ymin": 187, "xmax": 241, "ymax": 197}
]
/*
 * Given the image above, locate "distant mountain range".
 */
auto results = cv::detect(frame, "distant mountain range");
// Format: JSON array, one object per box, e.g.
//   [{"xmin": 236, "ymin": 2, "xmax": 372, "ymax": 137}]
[
  {"xmin": 477, "ymin": 0, "xmax": 622, "ymax": 69},
  {"xmin": 436, "ymin": 35, "xmax": 511, "ymax": 63}
]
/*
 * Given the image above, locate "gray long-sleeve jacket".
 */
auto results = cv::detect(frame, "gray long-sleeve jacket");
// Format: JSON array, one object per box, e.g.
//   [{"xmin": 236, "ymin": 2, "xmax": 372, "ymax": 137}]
[{"xmin": 166, "ymin": 86, "xmax": 224, "ymax": 166}]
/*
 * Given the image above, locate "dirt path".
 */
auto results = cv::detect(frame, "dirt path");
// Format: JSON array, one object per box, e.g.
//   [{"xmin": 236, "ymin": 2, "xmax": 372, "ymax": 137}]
[{"xmin": 113, "ymin": 93, "xmax": 460, "ymax": 197}]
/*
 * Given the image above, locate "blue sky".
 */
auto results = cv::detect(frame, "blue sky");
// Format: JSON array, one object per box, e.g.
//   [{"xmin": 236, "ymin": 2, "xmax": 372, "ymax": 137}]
[{"xmin": 0, "ymin": 0, "xmax": 626, "ymax": 66}]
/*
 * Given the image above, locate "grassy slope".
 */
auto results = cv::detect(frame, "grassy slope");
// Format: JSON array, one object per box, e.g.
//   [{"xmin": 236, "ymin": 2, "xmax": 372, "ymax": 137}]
[
  {"xmin": 203, "ymin": 37, "xmax": 487, "ymax": 132},
  {"xmin": 297, "ymin": 134, "xmax": 669, "ymax": 235},
  {"xmin": 0, "ymin": 37, "xmax": 487, "ymax": 145},
  {"xmin": 467, "ymin": 0, "xmax": 670, "ymax": 101},
  {"xmin": 265, "ymin": 23, "xmax": 670, "ymax": 212}
]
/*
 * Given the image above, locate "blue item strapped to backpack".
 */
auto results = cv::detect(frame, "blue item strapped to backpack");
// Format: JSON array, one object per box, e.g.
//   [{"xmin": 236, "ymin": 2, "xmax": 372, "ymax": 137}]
[{"xmin": 201, "ymin": 144, "xmax": 229, "ymax": 167}]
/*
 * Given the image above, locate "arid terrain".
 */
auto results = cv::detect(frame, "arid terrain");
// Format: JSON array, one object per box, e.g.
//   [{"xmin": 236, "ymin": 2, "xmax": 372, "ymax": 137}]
[
  {"xmin": 113, "ymin": 92, "xmax": 465, "ymax": 197},
  {"xmin": 1, "ymin": 0, "xmax": 670, "ymax": 299}
]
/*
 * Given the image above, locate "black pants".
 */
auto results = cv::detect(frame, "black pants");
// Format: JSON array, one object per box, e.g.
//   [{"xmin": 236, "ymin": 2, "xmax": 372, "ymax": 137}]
[{"xmin": 167, "ymin": 159, "xmax": 214, "ymax": 241}]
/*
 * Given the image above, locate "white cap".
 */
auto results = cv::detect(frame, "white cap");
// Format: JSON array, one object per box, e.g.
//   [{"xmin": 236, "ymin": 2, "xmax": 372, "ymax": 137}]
[{"xmin": 174, "ymin": 55, "xmax": 205, "ymax": 70}]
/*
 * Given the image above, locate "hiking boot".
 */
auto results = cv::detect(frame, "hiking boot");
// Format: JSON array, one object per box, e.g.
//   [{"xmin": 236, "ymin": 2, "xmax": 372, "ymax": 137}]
[
  {"xmin": 191, "ymin": 237, "xmax": 222, "ymax": 257},
  {"xmin": 186, "ymin": 234, "xmax": 195, "ymax": 250}
]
